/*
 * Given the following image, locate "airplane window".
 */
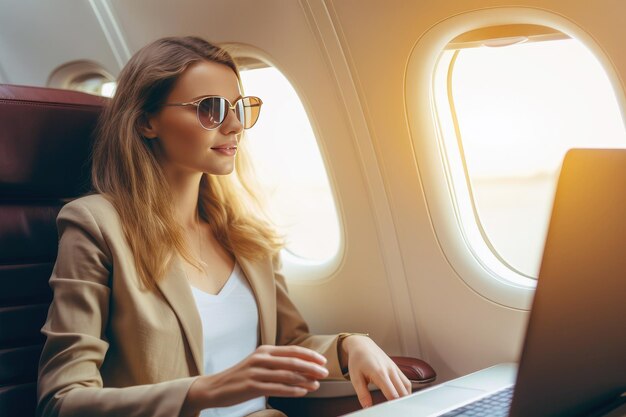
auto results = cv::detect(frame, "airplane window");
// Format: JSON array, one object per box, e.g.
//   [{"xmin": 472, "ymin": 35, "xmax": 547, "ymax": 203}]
[
  {"xmin": 48, "ymin": 61, "xmax": 116, "ymax": 97},
  {"xmin": 238, "ymin": 64, "xmax": 341, "ymax": 261},
  {"xmin": 434, "ymin": 26, "xmax": 626, "ymax": 279},
  {"xmin": 69, "ymin": 73, "xmax": 117, "ymax": 97}
]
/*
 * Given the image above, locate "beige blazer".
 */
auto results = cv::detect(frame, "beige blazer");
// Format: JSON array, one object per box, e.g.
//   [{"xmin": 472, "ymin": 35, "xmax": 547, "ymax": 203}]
[{"xmin": 37, "ymin": 194, "xmax": 352, "ymax": 417}]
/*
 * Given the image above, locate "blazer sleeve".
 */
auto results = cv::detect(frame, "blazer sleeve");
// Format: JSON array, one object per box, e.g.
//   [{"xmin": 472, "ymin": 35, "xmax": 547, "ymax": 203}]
[
  {"xmin": 36, "ymin": 201, "xmax": 200, "ymax": 417},
  {"xmin": 271, "ymin": 254, "xmax": 356, "ymax": 381}
]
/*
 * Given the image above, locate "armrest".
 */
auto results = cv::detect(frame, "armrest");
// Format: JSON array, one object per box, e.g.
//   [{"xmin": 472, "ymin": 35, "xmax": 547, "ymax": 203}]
[
  {"xmin": 268, "ymin": 356, "xmax": 436, "ymax": 417},
  {"xmin": 390, "ymin": 356, "xmax": 437, "ymax": 384}
]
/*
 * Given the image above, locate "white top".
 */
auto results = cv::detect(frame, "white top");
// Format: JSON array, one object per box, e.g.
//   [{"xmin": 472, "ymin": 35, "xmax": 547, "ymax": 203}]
[{"xmin": 189, "ymin": 261, "xmax": 266, "ymax": 417}]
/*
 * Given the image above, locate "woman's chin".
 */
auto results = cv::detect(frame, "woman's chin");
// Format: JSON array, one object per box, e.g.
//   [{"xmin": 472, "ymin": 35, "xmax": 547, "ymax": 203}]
[{"xmin": 201, "ymin": 164, "xmax": 235, "ymax": 176}]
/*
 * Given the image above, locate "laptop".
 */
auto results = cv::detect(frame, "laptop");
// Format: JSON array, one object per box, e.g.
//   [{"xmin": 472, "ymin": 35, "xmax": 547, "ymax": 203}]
[{"xmin": 345, "ymin": 148, "xmax": 626, "ymax": 417}]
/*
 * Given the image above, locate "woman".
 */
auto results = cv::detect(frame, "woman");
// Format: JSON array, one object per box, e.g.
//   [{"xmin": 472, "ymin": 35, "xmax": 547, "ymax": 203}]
[{"xmin": 36, "ymin": 36, "xmax": 411, "ymax": 417}]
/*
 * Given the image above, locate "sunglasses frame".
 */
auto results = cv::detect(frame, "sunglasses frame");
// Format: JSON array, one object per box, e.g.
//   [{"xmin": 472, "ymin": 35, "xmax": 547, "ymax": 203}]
[{"xmin": 163, "ymin": 95, "xmax": 263, "ymax": 130}]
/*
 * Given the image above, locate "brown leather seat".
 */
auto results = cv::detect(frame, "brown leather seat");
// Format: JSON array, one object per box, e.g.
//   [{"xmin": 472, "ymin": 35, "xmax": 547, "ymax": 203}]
[
  {"xmin": 0, "ymin": 84, "xmax": 106, "ymax": 417},
  {"xmin": 0, "ymin": 83, "xmax": 435, "ymax": 417}
]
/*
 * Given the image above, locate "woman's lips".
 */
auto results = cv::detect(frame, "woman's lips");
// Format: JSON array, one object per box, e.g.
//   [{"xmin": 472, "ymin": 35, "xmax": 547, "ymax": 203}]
[{"xmin": 211, "ymin": 147, "xmax": 237, "ymax": 156}]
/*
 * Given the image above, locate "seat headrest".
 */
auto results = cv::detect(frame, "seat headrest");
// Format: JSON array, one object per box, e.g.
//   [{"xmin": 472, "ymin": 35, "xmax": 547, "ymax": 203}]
[{"xmin": 0, "ymin": 84, "xmax": 108, "ymax": 200}]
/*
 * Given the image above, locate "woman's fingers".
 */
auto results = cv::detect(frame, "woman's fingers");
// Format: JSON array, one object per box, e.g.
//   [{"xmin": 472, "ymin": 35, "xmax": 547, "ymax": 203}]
[
  {"xmin": 339, "ymin": 336, "xmax": 415, "ymax": 401},
  {"xmin": 258, "ymin": 344, "xmax": 327, "ymax": 366},
  {"xmin": 353, "ymin": 368, "xmax": 411, "ymax": 408},
  {"xmin": 371, "ymin": 372, "xmax": 400, "ymax": 402},
  {"xmin": 389, "ymin": 368, "xmax": 410, "ymax": 397},
  {"xmin": 254, "ymin": 381, "xmax": 310, "ymax": 397},
  {"xmin": 198, "ymin": 346, "xmax": 329, "ymax": 409},
  {"xmin": 245, "ymin": 345, "xmax": 330, "ymax": 397},
  {"xmin": 249, "ymin": 368, "xmax": 320, "ymax": 390},
  {"xmin": 254, "ymin": 354, "xmax": 329, "ymax": 379},
  {"xmin": 351, "ymin": 372, "xmax": 374, "ymax": 409},
  {"xmin": 399, "ymin": 369, "xmax": 412, "ymax": 395}
]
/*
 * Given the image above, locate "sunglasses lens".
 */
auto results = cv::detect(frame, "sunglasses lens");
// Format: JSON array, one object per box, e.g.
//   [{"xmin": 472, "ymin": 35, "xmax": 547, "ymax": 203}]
[
  {"xmin": 240, "ymin": 97, "xmax": 262, "ymax": 129},
  {"xmin": 196, "ymin": 96, "xmax": 262, "ymax": 130},
  {"xmin": 197, "ymin": 97, "xmax": 226, "ymax": 129}
]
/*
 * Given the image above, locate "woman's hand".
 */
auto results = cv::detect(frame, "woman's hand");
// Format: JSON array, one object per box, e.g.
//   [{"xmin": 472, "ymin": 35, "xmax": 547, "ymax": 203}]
[
  {"xmin": 180, "ymin": 344, "xmax": 329, "ymax": 416},
  {"xmin": 340, "ymin": 335, "xmax": 412, "ymax": 408}
]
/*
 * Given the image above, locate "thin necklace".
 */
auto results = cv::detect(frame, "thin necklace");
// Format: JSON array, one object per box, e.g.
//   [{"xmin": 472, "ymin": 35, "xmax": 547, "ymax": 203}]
[{"xmin": 191, "ymin": 211, "xmax": 207, "ymax": 274}]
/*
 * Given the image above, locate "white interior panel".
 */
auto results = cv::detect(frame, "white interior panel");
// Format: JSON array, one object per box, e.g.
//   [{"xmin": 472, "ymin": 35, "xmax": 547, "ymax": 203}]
[{"xmin": 0, "ymin": 0, "xmax": 120, "ymax": 85}]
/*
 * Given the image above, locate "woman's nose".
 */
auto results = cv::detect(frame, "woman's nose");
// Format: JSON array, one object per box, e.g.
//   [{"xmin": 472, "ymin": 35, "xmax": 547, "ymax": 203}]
[{"xmin": 220, "ymin": 107, "xmax": 244, "ymax": 134}]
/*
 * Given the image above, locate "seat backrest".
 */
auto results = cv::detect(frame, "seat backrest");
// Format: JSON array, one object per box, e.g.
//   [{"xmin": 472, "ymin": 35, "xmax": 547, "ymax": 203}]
[{"xmin": 0, "ymin": 84, "xmax": 107, "ymax": 417}]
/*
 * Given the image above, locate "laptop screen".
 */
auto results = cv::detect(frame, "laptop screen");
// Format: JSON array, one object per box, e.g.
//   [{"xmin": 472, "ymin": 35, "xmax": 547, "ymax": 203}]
[{"xmin": 509, "ymin": 149, "xmax": 626, "ymax": 417}]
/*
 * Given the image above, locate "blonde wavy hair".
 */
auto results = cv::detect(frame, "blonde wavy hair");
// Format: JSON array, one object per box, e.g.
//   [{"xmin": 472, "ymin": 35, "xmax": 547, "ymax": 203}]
[{"xmin": 90, "ymin": 36, "xmax": 285, "ymax": 291}]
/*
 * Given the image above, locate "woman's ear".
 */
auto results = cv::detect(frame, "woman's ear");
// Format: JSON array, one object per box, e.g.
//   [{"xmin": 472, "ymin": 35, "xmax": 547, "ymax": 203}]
[{"xmin": 138, "ymin": 114, "xmax": 158, "ymax": 139}]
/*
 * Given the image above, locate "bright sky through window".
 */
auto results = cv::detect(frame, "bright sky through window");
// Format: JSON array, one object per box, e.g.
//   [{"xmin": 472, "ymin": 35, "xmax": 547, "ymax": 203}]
[
  {"xmin": 449, "ymin": 38, "xmax": 626, "ymax": 277},
  {"xmin": 453, "ymin": 39, "xmax": 625, "ymax": 177},
  {"xmin": 239, "ymin": 66, "xmax": 341, "ymax": 261}
]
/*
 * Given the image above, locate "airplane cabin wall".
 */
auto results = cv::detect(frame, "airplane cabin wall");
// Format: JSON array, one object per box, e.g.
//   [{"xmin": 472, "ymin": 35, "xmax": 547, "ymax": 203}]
[
  {"xmin": 326, "ymin": 0, "xmax": 625, "ymax": 380},
  {"xmin": 1, "ymin": 0, "xmax": 623, "ymax": 383}
]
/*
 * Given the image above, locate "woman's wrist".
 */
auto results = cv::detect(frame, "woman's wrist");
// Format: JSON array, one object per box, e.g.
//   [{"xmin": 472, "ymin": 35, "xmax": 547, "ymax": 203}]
[
  {"xmin": 338, "ymin": 333, "xmax": 370, "ymax": 374},
  {"xmin": 180, "ymin": 376, "xmax": 208, "ymax": 417}
]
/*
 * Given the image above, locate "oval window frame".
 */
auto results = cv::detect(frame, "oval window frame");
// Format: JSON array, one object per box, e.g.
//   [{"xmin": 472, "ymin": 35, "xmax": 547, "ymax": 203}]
[
  {"xmin": 48, "ymin": 60, "xmax": 115, "ymax": 96},
  {"xmin": 223, "ymin": 42, "xmax": 346, "ymax": 282},
  {"xmin": 405, "ymin": 7, "xmax": 626, "ymax": 309}
]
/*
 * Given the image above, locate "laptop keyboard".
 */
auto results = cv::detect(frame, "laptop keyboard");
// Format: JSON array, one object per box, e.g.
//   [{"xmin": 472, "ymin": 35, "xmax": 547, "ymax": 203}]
[{"xmin": 439, "ymin": 386, "xmax": 514, "ymax": 417}]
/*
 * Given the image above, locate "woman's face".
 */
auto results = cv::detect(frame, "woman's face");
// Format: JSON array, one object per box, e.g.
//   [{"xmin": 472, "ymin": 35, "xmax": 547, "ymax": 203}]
[{"xmin": 143, "ymin": 60, "xmax": 244, "ymax": 176}]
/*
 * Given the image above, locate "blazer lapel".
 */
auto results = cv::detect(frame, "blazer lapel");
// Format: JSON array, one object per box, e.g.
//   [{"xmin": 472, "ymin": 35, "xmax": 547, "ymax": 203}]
[
  {"xmin": 155, "ymin": 255, "xmax": 204, "ymax": 376},
  {"xmin": 235, "ymin": 254, "xmax": 277, "ymax": 346},
  {"xmin": 155, "ymin": 253, "xmax": 278, "ymax": 377}
]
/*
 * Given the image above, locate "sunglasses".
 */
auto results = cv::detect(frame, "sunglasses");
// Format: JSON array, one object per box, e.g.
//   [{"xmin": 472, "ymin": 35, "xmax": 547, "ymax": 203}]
[{"xmin": 163, "ymin": 95, "xmax": 263, "ymax": 130}]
